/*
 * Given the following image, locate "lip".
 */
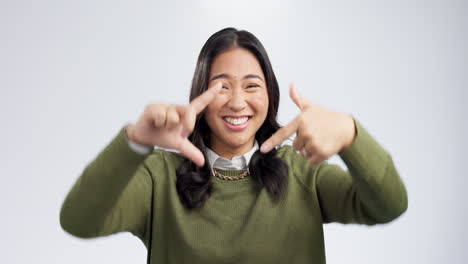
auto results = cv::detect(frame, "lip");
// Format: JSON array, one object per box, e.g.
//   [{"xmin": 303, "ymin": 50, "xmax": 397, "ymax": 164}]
[
  {"xmin": 222, "ymin": 116, "xmax": 251, "ymax": 131},
  {"xmin": 222, "ymin": 115, "xmax": 251, "ymax": 118}
]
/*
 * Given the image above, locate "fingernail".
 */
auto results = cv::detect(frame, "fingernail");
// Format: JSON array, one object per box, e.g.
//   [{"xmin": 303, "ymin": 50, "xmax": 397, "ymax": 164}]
[{"xmin": 260, "ymin": 144, "xmax": 269, "ymax": 153}]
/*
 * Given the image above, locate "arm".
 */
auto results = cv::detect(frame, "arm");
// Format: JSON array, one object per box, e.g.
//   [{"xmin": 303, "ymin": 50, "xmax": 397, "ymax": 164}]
[
  {"xmin": 60, "ymin": 84, "xmax": 223, "ymax": 240},
  {"xmin": 59, "ymin": 127, "xmax": 153, "ymax": 240},
  {"xmin": 315, "ymin": 119, "xmax": 408, "ymax": 225}
]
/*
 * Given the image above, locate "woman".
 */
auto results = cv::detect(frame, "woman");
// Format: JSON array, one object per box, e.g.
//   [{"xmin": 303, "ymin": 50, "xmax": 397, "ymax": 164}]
[{"xmin": 60, "ymin": 27, "xmax": 408, "ymax": 263}]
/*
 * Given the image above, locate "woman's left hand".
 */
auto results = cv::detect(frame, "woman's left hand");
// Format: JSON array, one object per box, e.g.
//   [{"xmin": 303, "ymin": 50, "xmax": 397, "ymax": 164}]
[{"xmin": 260, "ymin": 84, "xmax": 357, "ymax": 164}]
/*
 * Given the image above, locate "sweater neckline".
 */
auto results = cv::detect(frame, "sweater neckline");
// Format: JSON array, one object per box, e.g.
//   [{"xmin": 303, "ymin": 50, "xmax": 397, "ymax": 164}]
[{"xmin": 211, "ymin": 168, "xmax": 254, "ymax": 185}]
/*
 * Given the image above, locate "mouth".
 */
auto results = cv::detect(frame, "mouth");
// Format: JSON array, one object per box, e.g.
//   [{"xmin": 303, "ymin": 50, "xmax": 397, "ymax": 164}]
[{"xmin": 222, "ymin": 115, "xmax": 251, "ymax": 131}]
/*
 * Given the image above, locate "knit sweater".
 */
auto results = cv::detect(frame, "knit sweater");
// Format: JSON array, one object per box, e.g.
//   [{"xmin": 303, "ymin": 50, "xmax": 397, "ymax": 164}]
[{"xmin": 60, "ymin": 119, "xmax": 408, "ymax": 264}]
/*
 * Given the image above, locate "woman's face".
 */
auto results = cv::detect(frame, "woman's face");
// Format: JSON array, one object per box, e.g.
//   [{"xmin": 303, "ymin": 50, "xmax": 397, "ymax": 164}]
[{"xmin": 205, "ymin": 48, "xmax": 269, "ymax": 158}]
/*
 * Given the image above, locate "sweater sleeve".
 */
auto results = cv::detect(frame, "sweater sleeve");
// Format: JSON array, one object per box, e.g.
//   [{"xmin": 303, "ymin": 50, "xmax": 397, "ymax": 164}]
[
  {"xmin": 59, "ymin": 127, "xmax": 153, "ymax": 242},
  {"xmin": 314, "ymin": 119, "xmax": 408, "ymax": 225}
]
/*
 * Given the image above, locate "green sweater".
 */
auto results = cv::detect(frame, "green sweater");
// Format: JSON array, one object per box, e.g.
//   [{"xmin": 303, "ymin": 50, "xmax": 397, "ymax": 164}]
[{"xmin": 60, "ymin": 120, "xmax": 408, "ymax": 264}]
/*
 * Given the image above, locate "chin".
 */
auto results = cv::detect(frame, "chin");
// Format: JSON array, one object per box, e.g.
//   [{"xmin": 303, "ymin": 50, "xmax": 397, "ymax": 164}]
[
  {"xmin": 224, "ymin": 137, "xmax": 250, "ymax": 147},
  {"xmin": 219, "ymin": 134, "xmax": 255, "ymax": 148}
]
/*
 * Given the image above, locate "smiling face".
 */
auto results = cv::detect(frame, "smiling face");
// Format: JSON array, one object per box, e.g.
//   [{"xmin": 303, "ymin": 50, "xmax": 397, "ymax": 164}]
[{"xmin": 204, "ymin": 48, "xmax": 269, "ymax": 159}]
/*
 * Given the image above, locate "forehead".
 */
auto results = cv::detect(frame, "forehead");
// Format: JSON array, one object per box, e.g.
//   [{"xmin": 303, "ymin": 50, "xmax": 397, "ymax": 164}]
[{"xmin": 209, "ymin": 48, "xmax": 265, "ymax": 80}]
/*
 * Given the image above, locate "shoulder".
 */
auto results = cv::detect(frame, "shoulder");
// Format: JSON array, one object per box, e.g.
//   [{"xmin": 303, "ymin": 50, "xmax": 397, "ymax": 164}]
[
  {"xmin": 275, "ymin": 145, "xmax": 319, "ymax": 174},
  {"xmin": 140, "ymin": 148, "xmax": 185, "ymax": 177},
  {"xmin": 275, "ymin": 145, "xmax": 322, "ymax": 191}
]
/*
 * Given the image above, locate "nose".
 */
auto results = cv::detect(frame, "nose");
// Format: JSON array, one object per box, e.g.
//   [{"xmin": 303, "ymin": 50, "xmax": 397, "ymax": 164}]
[{"xmin": 227, "ymin": 88, "xmax": 246, "ymax": 111}]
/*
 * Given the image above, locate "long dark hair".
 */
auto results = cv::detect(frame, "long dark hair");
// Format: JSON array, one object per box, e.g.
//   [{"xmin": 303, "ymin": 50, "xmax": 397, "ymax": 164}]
[{"xmin": 176, "ymin": 27, "xmax": 288, "ymax": 209}]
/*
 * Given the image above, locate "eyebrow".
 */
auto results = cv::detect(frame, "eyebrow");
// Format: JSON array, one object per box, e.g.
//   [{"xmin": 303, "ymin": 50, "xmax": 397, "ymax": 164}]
[{"xmin": 209, "ymin": 73, "xmax": 264, "ymax": 82}]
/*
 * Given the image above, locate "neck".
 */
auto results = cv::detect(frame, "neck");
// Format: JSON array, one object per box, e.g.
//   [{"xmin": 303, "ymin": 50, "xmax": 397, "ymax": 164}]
[{"xmin": 210, "ymin": 139, "xmax": 255, "ymax": 160}]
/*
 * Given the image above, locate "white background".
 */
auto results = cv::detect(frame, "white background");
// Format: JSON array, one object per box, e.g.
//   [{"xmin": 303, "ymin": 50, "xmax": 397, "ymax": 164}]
[{"xmin": 1, "ymin": 0, "xmax": 467, "ymax": 263}]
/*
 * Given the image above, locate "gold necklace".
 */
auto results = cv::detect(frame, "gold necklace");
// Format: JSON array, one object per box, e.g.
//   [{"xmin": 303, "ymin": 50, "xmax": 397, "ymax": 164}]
[{"xmin": 212, "ymin": 168, "xmax": 250, "ymax": 181}]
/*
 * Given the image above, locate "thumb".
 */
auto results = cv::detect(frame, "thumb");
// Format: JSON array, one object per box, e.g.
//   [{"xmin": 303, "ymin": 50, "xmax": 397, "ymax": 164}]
[
  {"xmin": 177, "ymin": 138, "xmax": 205, "ymax": 167},
  {"xmin": 289, "ymin": 83, "xmax": 307, "ymax": 110}
]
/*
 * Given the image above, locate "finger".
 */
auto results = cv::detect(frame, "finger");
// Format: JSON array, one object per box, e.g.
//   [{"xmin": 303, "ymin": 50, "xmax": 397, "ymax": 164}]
[
  {"xmin": 292, "ymin": 134, "xmax": 305, "ymax": 152},
  {"xmin": 180, "ymin": 105, "xmax": 196, "ymax": 137},
  {"xmin": 289, "ymin": 84, "xmax": 309, "ymax": 110},
  {"xmin": 152, "ymin": 105, "xmax": 167, "ymax": 128},
  {"xmin": 302, "ymin": 140, "xmax": 316, "ymax": 159},
  {"xmin": 260, "ymin": 117, "xmax": 300, "ymax": 153},
  {"xmin": 308, "ymin": 154, "xmax": 326, "ymax": 165},
  {"xmin": 177, "ymin": 138, "xmax": 205, "ymax": 167},
  {"xmin": 189, "ymin": 82, "xmax": 222, "ymax": 114},
  {"xmin": 165, "ymin": 105, "xmax": 180, "ymax": 129}
]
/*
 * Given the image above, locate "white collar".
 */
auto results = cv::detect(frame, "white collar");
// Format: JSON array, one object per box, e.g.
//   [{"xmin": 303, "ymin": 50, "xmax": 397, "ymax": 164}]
[{"xmin": 206, "ymin": 141, "xmax": 259, "ymax": 170}]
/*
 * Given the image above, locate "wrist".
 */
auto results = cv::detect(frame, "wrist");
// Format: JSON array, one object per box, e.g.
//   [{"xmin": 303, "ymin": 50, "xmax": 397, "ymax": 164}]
[
  {"xmin": 124, "ymin": 124, "xmax": 153, "ymax": 155},
  {"xmin": 125, "ymin": 124, "xmax": 136, "ymax": 142},
  {"xmin": 340, "ymin": 114, "xmax": 357, "ymax": 152}
]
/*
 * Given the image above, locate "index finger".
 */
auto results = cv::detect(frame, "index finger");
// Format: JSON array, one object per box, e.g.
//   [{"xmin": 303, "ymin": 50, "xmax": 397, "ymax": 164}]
[
  {"xmin": 189, "ymin": 82, "xmax": 222, "ymax": 114},
  {"xmin": 260, "ymin": 116, "xmax": 301, "ymax": 153}
]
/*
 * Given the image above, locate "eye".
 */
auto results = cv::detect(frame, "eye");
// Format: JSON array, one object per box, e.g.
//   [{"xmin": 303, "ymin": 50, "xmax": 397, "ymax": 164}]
[
  {"xmin": 246, "ymin": 84, "xmax": 260, "ymax": 89},
  {"xmin": 222, "ymin": 84, "xmax": 230, "ymax": 89}
]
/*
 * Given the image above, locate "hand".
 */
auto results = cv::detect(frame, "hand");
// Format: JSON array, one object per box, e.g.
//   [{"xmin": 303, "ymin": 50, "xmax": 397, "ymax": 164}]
[
  {"xmin": 126, "ymin": 82, "xmax": 222, "ymax": 167},
  {"xmin": 260, "ymin": 84, "xmax": 356, "ymax": 164}
]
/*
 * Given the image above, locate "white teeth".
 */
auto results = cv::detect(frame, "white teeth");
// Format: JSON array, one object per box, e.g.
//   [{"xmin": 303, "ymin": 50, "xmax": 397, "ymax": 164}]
[{"xmin": 224, "ymin": 117, "xmax": 249, "ymax": 125}]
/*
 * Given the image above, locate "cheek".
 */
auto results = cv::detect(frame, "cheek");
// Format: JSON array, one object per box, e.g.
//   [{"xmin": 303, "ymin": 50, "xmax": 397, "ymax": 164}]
[
  {"xmin": 205, "ymin": 100, "xmax": 225, "ymax": 122},
  {"xmin": 250, "ymin": 93, "xmax": 269, "ymax": 115}
]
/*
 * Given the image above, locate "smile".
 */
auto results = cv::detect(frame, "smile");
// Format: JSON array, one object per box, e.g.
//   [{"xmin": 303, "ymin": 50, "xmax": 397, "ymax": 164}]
[
  {"xmin": 222, "ymin": 116, "xmax": 251, "ymax": 131},
  {"xmin": 223, "ymin": 116, "xmax": 249, "ymax": 125}
]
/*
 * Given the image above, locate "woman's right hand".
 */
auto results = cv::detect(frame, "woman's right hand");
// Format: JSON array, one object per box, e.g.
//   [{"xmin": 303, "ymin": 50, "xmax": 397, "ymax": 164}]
[{"xmin": 126, "ymin": 82, "xmax": 221, "ymax": 167}]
